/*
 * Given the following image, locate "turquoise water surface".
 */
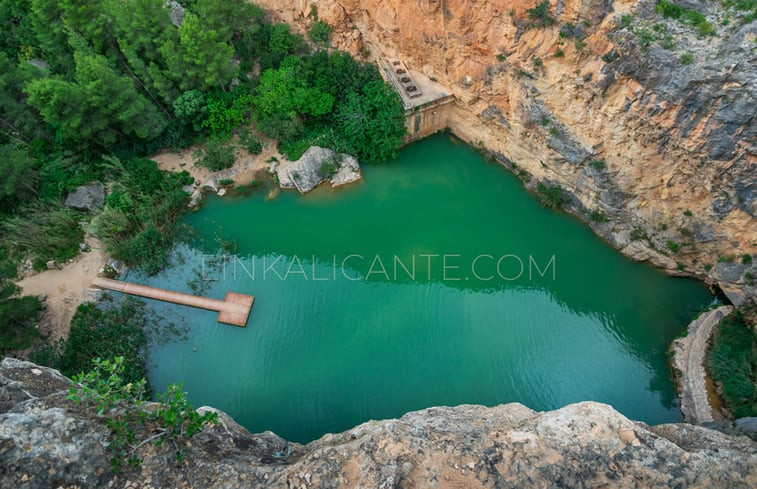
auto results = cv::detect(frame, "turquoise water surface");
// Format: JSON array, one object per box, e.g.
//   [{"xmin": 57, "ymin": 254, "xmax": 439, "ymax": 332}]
[{"xmin": 132, "ymin": 134, "xmax": 713, "ymax": 442}]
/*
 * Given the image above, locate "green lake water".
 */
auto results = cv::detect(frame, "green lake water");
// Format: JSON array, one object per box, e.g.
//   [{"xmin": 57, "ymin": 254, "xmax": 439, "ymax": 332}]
[{"xmin": 133, "ymin": 134, "xmax": 714, "ymax": 443}]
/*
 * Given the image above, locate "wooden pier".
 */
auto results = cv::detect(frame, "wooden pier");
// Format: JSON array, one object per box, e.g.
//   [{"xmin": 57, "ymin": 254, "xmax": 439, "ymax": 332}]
[{"xmin": 91, "ymin": 277, "xmax": 254, "ymax": 327}]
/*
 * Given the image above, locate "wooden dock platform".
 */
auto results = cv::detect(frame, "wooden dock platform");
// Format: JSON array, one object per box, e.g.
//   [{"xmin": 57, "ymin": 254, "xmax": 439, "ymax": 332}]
[{"xmin": 91, "ymin": 277, "xmax": 254, "ymax": 327}]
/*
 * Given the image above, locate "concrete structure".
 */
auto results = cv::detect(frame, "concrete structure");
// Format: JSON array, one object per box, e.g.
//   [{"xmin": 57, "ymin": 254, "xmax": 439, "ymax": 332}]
[
  {"xmin": 378, "ymin": 58, "xmax": 455, "ymax": 141},
  {"xmin": 92, "ymin": 277, "xmax": 254, "ymax": 327}
]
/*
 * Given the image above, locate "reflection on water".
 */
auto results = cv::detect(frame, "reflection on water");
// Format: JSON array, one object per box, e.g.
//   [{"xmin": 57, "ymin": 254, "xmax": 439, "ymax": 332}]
[{"xmin": 132, "ymin": 134, "xmax": 713, "ymax": 443}]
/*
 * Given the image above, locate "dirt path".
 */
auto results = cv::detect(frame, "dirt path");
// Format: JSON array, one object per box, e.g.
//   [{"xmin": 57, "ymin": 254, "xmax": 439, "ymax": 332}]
[
  {"xmin": 671, "ymin": 305, "xmax": 733, "ymax": 423},
  {"xmin": 16, "ymin": 236, "xmax": 107, "ymax": 341}
]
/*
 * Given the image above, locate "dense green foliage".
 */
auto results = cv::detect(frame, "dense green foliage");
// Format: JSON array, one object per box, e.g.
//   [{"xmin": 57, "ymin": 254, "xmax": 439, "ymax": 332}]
[
  {"xmin": 0, "ymin": 279, "xmax": 42, "ymax": 353},
  {"xmin": 30, "ymin": 299, "xmax": 148, "ymax": 384},
  {"xmin": 92, "ymin": 158, "xmax": 192, "ymax": 274},
  {"xmin": 254, "ymin": 52, "xmax": 405, "ymax": 161},
  {"xmin": 707, "ymin": 308, "xmax": 757, "ymax": 418},
  {"xmin": 68, "ymin": 357, "xmax": 218, "ymax": 472}
]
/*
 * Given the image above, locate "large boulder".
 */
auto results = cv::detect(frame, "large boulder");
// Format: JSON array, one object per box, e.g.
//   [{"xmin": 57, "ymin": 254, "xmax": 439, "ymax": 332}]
[
  {"xmin": 63, "ymin": 183, "xmax": 105, "ymax": 212},
  {"xmin": 274, "ymin": 146, "xmax": 361, "ymax": 194}
]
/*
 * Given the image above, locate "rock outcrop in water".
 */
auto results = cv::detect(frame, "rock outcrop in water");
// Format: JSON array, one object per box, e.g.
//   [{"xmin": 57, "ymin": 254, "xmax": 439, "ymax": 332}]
[
  {"xmin": 2, "ymin": 358, "xmax": 756, "ymax": 488},
  {"xmin": 255, "ymin": 0, "xmax": 756, "ymax": 301},
  {"xmin": 273, "ymin": 146, "xmax": 361, "ymax": 193}
]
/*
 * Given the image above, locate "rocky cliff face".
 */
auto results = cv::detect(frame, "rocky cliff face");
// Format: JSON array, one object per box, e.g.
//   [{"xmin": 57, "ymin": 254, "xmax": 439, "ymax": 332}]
[
  {"xmin": 256, "ymin": 0, "xmax": 756, "ymax": 301},
  {"xmin": 1, "ymin": 358, "xmax": 756, "ymax": 488}
]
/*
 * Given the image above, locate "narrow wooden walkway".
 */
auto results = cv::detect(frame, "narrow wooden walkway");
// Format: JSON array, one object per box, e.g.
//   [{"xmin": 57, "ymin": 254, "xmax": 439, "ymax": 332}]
[{"xmin": 91, "ymin": 277, "xmax": 254, "ymax": 327}]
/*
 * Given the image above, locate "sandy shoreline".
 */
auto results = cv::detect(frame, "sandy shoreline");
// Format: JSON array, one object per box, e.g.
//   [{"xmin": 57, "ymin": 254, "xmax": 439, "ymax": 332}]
[
  {"xmin": 16, "ymin": 236, "xmax": 107, "ymax": 342},
  {"xmin": 150, "ymin": 133, "xmax": 283, "ymax": 192}
]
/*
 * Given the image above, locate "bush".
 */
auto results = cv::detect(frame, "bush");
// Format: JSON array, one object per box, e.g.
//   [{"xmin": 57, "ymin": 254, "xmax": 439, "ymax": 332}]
[
  {"xmin": 31, "ymin": 300, "xmax": 148, "ymax": 384},
  {"xmin": 589, "ymin": 159, "xmax": 606, "ymax": 170},
  {"xmin": 219, "ymin": 178, "xmax": 234, "ymax": 186},
  {"xmin": 1, "ymin": 202, "xmax": 83, "ymax": 265},
  {"xmin": 707, "ymin": 309, "xmax": 757, "ymax": 418},
  {"xmin": 656, "ymin": 0, "xmax": 715, "ymax": 36},
  {"xmin": 0, "ymin": 282, "xmax": 42, "ymax": 353},
  {"xmin": 238, "ymin": 127, "xmax": 263, "ymax": 154},
  {"xmin": 308, "ymin": 21, "xmax": 333, "ymax": 46},
  {"xmin": 536, "ymin": 182, "xmax": 568, "ymax": 209},
  {"xmin": 92, "ymin": 158, "xmax": 190, "ymax": 275},
  {"xmin": 742, "ymin": 254, "xmax": 753, "ymax": 265},
  {"xmin": 319, "ymin": 156, "xmax": 340, "ymax": 176},
  {"xmin": 202, "ymin": 87, "xmax": 254, "ymax": 138},
  {"xmin": 590, "ymin": 209, "xmax": 608, "ymax": 222},
  {"xmin": 527, "ymin": 1, "xmax": 556, "ymax": 28},
  {"xmin": 666, "ymin": 240, "xmax": 680, "ymax": 252},
  {"xmin": 193, "ymin": 139, "xmax": 237, "ymax": 171},
  {"xmin": 67, "ymin": 357, "xmax": 218, "ymax": 472}
]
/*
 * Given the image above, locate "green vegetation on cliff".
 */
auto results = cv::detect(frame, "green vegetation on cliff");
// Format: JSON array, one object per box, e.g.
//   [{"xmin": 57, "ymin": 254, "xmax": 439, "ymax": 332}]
[{"xmin": 707, "ymin": 307, "xmax": 757, "ymax": 418}]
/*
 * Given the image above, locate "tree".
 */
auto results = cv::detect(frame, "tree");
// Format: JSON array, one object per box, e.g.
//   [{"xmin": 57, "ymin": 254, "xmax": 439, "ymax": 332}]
[
  {"xmin": 193, "ymin": 0, "xmax": 266, "ymax": 42},
  {"xmin": 254, "ymin": 57, "xmax": 334, "ymax": 121},
  {"xmin": 29, "ymin": 0, "xmax": 74, "ymax": 73},
  {"xmin": 108, "ymin": 0, "xmax": 178, "ymax": 106},
  {"xmin": 172, "ymin": 89, "xmax": 207, "ymax": 132},
  {"xmin": 0, "ymin": 0, "xmax": 38, "ymax": 59},
  {"xmin": 25, "ymin": 52, "xmax": 165, "ymax": 146},
  {"xmin": 307, "ymin": 21, "xmax": 332, "ymax": 46},
  {"xmin": 0, "ymin": 143, "xmax": 37, "ymax": 209},
  {"xmin": 192, "ymin": 138, "xmax": 236, "ymax": 171},
  {"xmin": 160, "ymin": 12, "xmax": 237, "ymax": 93},
  {"xmin": 334, "ymin": 80, "xmax": 405, "ymax": 163},
  {"xmin": 0, "ymin": 53, "xmax": 49, "ymax": 143}
]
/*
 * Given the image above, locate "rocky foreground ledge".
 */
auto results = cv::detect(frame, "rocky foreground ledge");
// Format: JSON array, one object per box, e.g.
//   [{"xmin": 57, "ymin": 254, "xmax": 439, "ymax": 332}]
[{"xmin": 1, "ymin": 359, "xmax": 756, "ymax": 488}]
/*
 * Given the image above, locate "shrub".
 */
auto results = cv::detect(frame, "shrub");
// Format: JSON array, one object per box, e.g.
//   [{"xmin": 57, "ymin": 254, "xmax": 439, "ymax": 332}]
[
  {"xmin": 574, "ymin": 39, "xmax": 586, "ymax": 51},
  {"xmin": 238, "ymin": 128, "xmax": 263, "ymax": 154},
  {"xmin": 319, "ymin": 156, "xmax": 341, "ymax": 176},
  {"xmin": 630, "ymin": 227, "xmax": 648, "ymax": 241},
  {"xmin": 1, "ymin": 202, "xmax": 83, "ymax": 265},
  {"xmin": 666, "ymin": 240, "xmax": 680, "ymax": 252},
  {"xmin": 656, "ymin": 0, "xmax": 715, "ymax": 36},
  {"xmin": 590, "ymin": 210, "xmax": 608, "ymax": 222},
  {"xmin": 194, "ymin": 139, "xmax": 237, "ymax": 171},
  {"xmin": 68, "ymin": 357, "xmax": 218, "ymax": 472},
  {"xmin": 526, "ymin": 1, "xmax": 556, "ymax": 28},
  {"xmin": 620, "ymin": 14, "xmax": 634, "ymax": 28},
  {"xmin": 680, "ymin": 53, "xmax": 694, "ymax": 65},
  {"xmin": 202, "ymin": 87, "xmax": 254, "ymax": 138},
  {"xmin": 602, "ymin": 51, "xmax": 618, "ymax": 63},
  {"xmin": 742, "ymin": 254, "xmax": 753, "ymax": 265},
  {"xmin": 0, "ymin": 282, "xmax": 42, "ymax": 353},
  {"xmin": 554, "ymin": 49, "xmax": 564, "ymax": 57},
  {"xmin": 31, "ymin": 300, "xmax": 148, "ymax": 384},
  {"xmin": 308, "ymin": 21, "xmax": 333, "ymax": 46},
  {"xmin": 589, "ymin": 159, "xmax": 606, "ymax": 170},
  {"xmin": 536, "ymin": 182, "xmax": 568, "ymax": 209},
  {"xmin": 92, "ymin": 158, "xmax": 190, "ymax": 274},
  {"xmin": 219, "ymin": 178, "xmax": 234, "ymax": 186},
  {"xmin": 683, "ymin": 209, "xmax": 693, "ymax": 216}
]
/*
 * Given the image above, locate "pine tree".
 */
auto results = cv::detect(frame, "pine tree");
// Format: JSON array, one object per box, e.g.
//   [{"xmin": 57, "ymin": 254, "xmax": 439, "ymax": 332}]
[
  {"xmin": 25, "ymin": 52, "xmax": 165, "ymax": 146},
  {"xmin": 159, "ymin": 12, "xmax": 237, "ymax": 93}
]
